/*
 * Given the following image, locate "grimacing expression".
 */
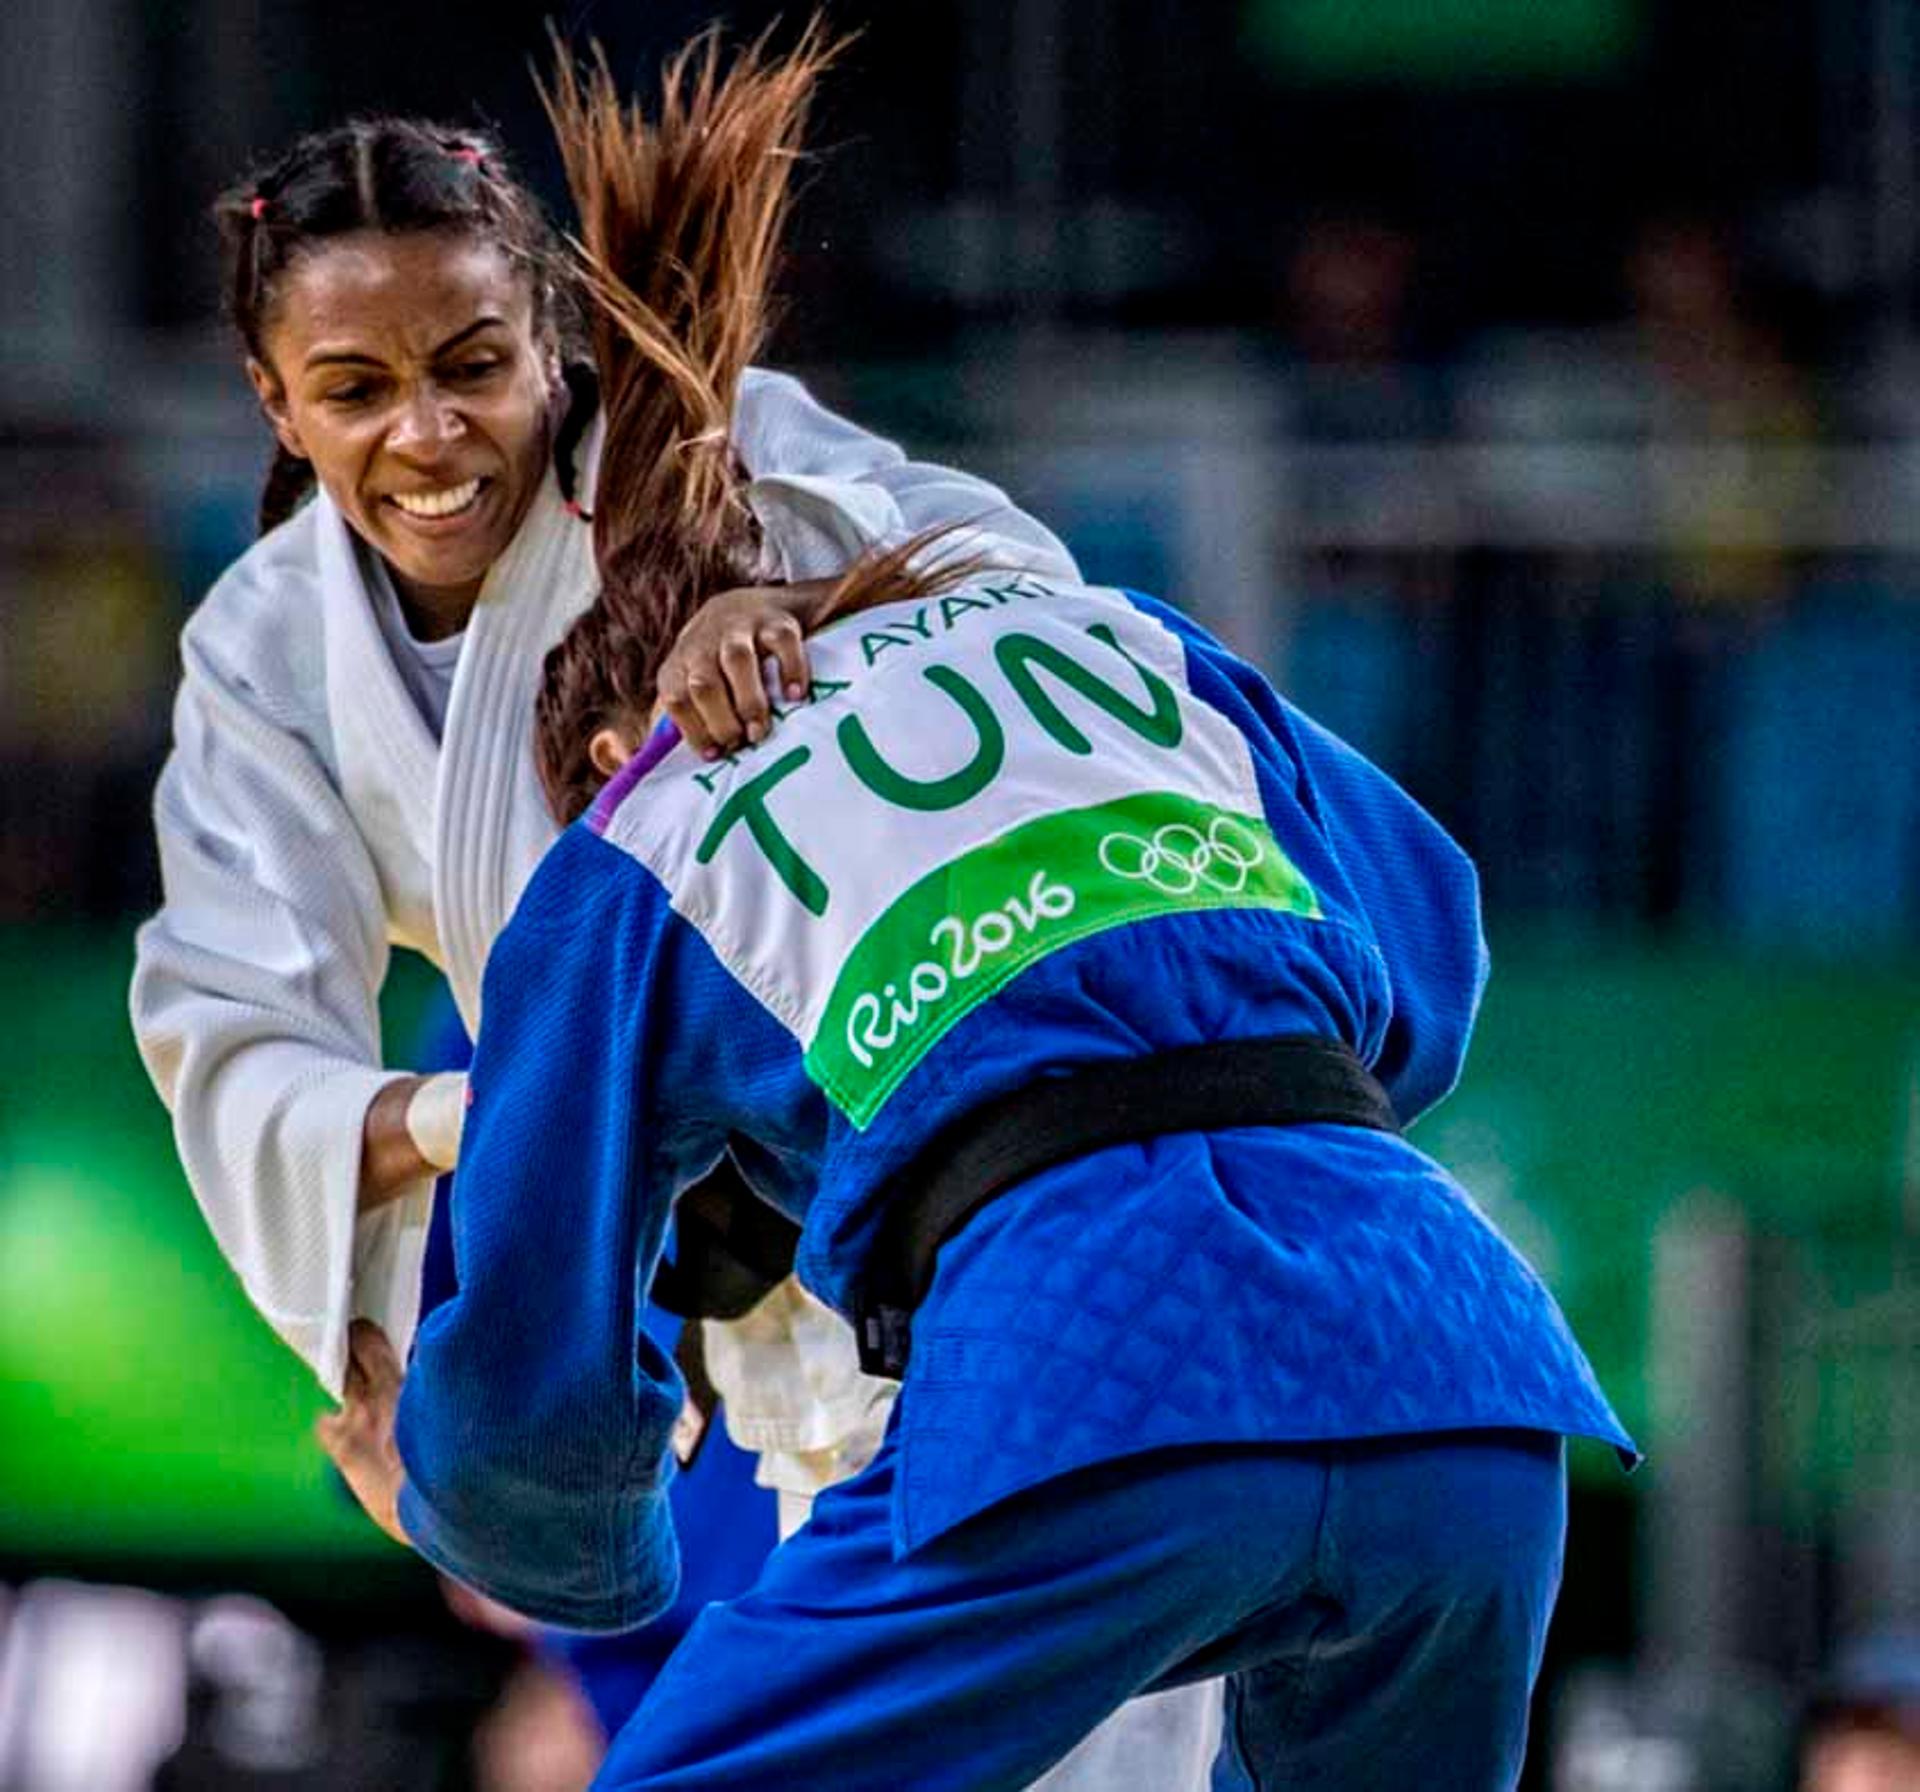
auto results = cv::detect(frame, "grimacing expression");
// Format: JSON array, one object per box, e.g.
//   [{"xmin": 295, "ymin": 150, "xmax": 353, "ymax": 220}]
[{"xmin": 249, "ymin": 230, "xmax": 560, "ymax": 623}]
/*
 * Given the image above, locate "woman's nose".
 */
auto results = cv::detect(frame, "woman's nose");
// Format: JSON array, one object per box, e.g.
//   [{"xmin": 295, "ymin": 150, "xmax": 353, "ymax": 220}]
[{"xmin": 388, "ymin": 386, "xmax": 466, "ymax": 456}]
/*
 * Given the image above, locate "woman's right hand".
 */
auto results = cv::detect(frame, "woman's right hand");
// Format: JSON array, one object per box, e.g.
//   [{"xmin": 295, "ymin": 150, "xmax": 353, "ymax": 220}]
[{"xmin": 655, "ymin": 579, "xmax": 832, "ymax": 758}]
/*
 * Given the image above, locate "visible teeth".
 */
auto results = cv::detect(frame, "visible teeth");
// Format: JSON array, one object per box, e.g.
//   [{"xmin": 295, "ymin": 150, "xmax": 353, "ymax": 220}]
[{"xmin": 391, "ymin": 479, "xmax": 481, "ymax": 519}]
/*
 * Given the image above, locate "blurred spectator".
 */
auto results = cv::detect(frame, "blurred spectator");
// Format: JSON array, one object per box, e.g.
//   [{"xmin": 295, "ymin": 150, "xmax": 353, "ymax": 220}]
[
  {"xmin": 0, "ymin": 422, "xmax": 172, "ymax": 919},
  {"xmin": 1288, "ymin": 216, "xmax": 1416, "ymax": 366},
  {"xmin": 1629, "ymin": 219, "xmax": 1810, "ymax": 422},
  {"xmin": 470, "ymin": 1660, "xmax": 601, "ymax": 1792},
  {"xmin": 1621, "ymin": 217, "xmax": 1821, "ymax": 923},
  {"xmin": 1800, "ymin": 1631, "xmax": 1920, "ymax": 1792},
  {"xmin": 0, "ymin": 1581, "xmax": 185, "ymax": 1792},
  {"xmin": 1277, "ymin": 212, "xmax": 1445, "ymax": 441},
  {"xmin": 1269, "ymin": 213, "xmax": 1453, "ymax": 793},
  {"xmin": 439, "ymin": 1578, "xmax": 602, "ymax": 1789},
  {"xmin": 1626, "ymin": 215, "xmax": 1819, "ymax": 617}
]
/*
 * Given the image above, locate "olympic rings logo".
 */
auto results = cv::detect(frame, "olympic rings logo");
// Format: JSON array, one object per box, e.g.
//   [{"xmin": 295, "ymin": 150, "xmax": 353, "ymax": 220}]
[{"xmin": 1097, "ymin": 815, "xmax": 1266, "ymax": 895}]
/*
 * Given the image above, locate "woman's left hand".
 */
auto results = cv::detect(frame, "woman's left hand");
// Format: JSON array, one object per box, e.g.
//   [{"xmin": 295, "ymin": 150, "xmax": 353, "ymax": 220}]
[
  {"xmin": 657, "ymin": 579, "xmax": 834, "ymax": 758},
  {"xmin": 316, "ymin": 1320, "xmax": 410, "ymax": 1546}
]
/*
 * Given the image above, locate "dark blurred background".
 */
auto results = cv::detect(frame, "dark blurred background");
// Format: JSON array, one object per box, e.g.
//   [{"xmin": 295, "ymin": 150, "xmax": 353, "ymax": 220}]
[{"xmin": 3, "ymin": 2, "xmax": 1919, "ymax": 1788}]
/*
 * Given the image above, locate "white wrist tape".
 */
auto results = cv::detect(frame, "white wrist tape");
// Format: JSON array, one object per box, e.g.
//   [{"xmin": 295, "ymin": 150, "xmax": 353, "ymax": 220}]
[{"xmin": 404, "ymin": 1072, "xmax": 468, "ymax": 1173}]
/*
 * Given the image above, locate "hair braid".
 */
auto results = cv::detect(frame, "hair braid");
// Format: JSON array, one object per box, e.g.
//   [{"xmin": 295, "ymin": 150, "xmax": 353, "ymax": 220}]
[{"xmin": 258, "ymin": 445, "xmax": 318, "ymax": 535}]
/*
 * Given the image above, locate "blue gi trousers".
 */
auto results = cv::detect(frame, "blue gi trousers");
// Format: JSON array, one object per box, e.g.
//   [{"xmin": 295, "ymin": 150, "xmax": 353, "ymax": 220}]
[{"xmin": 595, "ymin": 1426, "xmax": 1567, "ymax": 1791}]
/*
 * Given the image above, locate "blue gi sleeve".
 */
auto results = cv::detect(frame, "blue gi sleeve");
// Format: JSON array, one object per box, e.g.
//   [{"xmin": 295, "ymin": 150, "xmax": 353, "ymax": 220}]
[
  {"xmin": 1121, "ymin": 588, "xmax": 1489, "ymax": 1122},
  {"xmin": 1279, "ymin": 707, "xmax": 1489, "ymax": 1120},
  {"xmin": 394, "ymin": 829, "xmax": 716, "ymax": 1632}
]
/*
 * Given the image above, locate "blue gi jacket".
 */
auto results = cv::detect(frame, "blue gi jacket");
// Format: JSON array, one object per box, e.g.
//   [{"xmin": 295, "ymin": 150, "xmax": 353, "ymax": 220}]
[{"xmin": 395, "ymin": 578, "xmax": 1633, "ymax": 1631}]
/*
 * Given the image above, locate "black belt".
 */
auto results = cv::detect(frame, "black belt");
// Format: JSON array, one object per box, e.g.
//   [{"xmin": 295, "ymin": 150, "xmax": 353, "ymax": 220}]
[
  {"xmin": 852, "ymin": 1035, "xmax": 1400, "ymax": 1380},
  {"xmin": 653, "ymin": 1163, "xmax": 801, "ymax": 1322},
  {"xmin": 655, "ymin": 1162, "xmax": 804, "ymax": 1469}
]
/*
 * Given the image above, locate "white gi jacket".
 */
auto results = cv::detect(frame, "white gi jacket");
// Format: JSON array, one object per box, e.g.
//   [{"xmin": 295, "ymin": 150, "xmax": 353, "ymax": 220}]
[{"xmin": 130, "ymin": 369, "xmax": 1075, "ymax": 1402}]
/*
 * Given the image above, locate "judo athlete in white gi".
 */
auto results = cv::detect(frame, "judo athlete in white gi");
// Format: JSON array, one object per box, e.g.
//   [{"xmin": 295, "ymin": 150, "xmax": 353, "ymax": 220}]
[{"xmin": 129, "ymin": 53, "xmax": 1222, "ymax": 1791}]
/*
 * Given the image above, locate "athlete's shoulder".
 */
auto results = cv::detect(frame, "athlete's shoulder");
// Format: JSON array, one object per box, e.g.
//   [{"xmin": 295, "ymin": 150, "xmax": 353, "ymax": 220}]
[
  {"xmin": 526, "ymin": 814, "xmax": 661, "ymax": 906},
  {"xmin": 186, "ymin": 501, "xmax": 325, "ymax": 641},
  {"xmin": 176, "ymin": 503, "xmax": 330, "ymax": 734},
  {"xmin": 481, "ymin": 823, "xmax": 679, "ymax": 1017}
]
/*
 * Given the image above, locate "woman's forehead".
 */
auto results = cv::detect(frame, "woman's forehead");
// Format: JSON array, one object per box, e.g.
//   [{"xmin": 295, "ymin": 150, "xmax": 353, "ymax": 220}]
[{"xmin": 268, "ymin": 230, "xmax": 535, "ymax": 361}]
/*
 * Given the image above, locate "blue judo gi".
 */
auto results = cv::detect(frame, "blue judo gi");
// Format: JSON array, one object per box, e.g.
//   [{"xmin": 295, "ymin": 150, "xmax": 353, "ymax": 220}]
[
  {"xmin": 412, "ymin": 999, "xmax": 780, "ymax": 1741},
  {"xmin": 393, "ymin": 576, "xmax": 1634, "ymax": 1790}
]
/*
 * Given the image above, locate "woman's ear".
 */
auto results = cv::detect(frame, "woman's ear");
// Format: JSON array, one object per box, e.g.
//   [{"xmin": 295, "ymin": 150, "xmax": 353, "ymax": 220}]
[
  {"xmin": 588, "ymin": 726, "xmax": 633, "ymax": 781},
  {"xmin": 247, "ymin": 357, "xmax": 306, "ymax": 460},
  {"xmin": 532, "ymin": 316, "xmax": 564, "ymax": 395}
]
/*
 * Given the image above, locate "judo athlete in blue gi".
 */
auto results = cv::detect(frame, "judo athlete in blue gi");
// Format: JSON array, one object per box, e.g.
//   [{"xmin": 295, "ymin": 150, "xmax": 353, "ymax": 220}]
[
  {"xmin": 368, "ymin": 559, "xmax": 1636, "ymax": 1790},
  {"xmin": 297, "ymin": 29, "xmax": 1634, "ymax": 1788}
]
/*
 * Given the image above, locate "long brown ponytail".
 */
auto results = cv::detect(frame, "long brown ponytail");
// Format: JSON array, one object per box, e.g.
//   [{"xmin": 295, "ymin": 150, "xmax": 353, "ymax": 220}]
[{"xmin": 532, "ymin": 22, "xmax": 959, "ymax": 824}]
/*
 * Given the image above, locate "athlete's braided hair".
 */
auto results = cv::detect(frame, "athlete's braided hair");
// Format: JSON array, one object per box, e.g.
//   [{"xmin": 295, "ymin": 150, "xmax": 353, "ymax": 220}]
[
  {"xmin": 531, "ymin": 21, "xmax": 963, "ymax": 825},
  {"xmin": 215, "ymin": 118, "xmax": 587, "ymax": 534}
]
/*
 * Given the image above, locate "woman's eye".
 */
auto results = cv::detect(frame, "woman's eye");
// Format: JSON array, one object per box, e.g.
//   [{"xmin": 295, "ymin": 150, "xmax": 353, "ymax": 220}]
[
  {"xmin": 445, "ymin": 359, "xmax": 504, "ymax": 384},
  {"xmin": 323, "ymin": 382, "xmax": 377, "ymax": 407}
]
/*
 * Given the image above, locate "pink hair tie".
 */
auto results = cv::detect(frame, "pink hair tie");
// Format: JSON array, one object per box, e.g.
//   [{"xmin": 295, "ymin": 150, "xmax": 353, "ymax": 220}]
[
  {"xmin": 449, "ymin": 146, "xmax": 485, "ymax": 166},
  {"xmin": 249, "ymin": 196, "xmax": 270, "ymax": 221}
]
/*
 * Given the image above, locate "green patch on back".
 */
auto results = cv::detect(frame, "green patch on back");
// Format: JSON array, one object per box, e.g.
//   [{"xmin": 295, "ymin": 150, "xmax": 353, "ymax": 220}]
[{"xmin": 805, "ymin": 790, "xmax": 1320, "ymax": 1125}]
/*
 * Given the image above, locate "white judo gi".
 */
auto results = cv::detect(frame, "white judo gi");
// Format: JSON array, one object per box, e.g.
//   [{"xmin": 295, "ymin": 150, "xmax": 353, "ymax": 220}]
[{"xmin": 130, "ymin": 369, "xmax": 1223, "ymax": 1788}]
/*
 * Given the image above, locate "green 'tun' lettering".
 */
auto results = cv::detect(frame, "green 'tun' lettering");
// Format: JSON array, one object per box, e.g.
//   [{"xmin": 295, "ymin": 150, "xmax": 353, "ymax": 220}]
[
  {"xmin": 696, "ymin": 746, "xmax": 829, "ymax": 916},
  {"xmin": 995, "ymin": 623, "xmax": 1183, "ymax": 755},
  {"xmin": 838, "ymin": 664, "xmax": 1006, "ymax": 812}
]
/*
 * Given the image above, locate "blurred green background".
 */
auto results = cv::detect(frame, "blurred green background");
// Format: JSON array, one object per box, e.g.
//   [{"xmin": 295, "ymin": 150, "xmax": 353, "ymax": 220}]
[
  {"xmin": 0, "ymin": 933, "xmax": 440, "ymax": 1563},
  {"xmin": 5, "ymin": 923, "xmax": 1912, "ymax": 1558}
]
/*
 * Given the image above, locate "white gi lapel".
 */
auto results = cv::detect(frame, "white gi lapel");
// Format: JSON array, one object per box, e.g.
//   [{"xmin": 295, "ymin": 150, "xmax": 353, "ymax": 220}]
[
  {"xmin": 433, "ymin": 451, "xmax": 601, "ymax": 1032},
  {"xmin": 314, "ymin": 493, "xmax": 442, "ymax": 953}
]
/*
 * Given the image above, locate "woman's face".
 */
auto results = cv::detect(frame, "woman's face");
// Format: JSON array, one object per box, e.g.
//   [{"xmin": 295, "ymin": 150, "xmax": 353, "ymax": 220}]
[{"xmin": 249, "ymin": 229, "xmax": 559, "ymax": 627}]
